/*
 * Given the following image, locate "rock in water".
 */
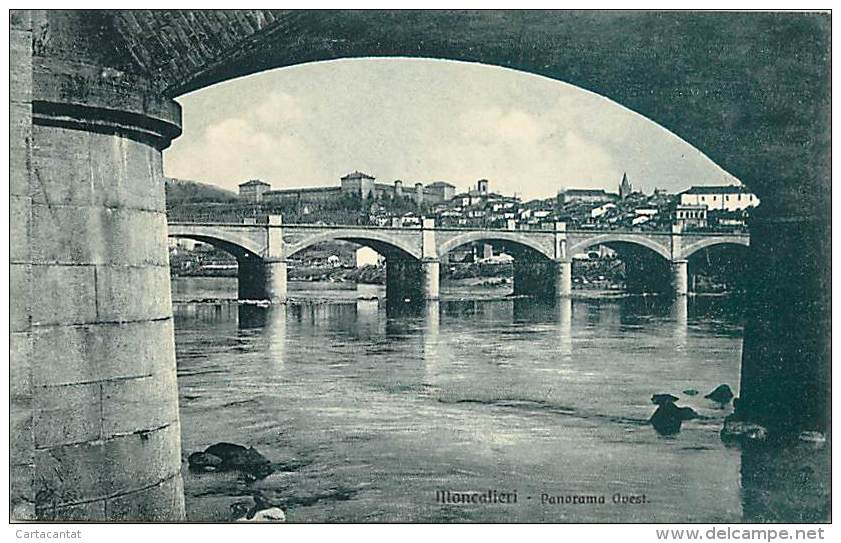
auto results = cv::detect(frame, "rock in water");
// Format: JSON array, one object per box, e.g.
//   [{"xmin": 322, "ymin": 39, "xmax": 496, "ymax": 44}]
[
  {"xmin": 704, "ymin": 384, "xmax": 734, "ymax": 404},
  {"xmin": 204, "ymin": 442, "xmax": 273, "ymax": 478},
  {"xmin": 651, "ymin": 393, "xmax": 680, "ymax": 405},
  {"xmin": 682, "ymin": 389, "xmax": 699, "ymax": 396},
  {"xmin": 650, "ymin": 403, "xmax": 698, "ymax": 435},
  {"xmin": 720, "ymin": 419, "xmax": 768, "ymax": 442},
  {"xmin": 677, "ymin": 406, "xmax": 700, "ymax": 420},
  {"xmin": 188, "ymin": 451, "xmax": 223, "ymax": 472},
  {"xmin": 798, "ymin": 431, "xmax": 826, "ymax": 447}
]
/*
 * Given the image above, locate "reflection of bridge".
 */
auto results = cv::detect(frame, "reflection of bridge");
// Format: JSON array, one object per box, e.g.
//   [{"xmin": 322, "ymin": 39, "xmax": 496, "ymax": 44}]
[{"xmin": 168, "ymin": 216, "xmax": 749, "ymax": 302}]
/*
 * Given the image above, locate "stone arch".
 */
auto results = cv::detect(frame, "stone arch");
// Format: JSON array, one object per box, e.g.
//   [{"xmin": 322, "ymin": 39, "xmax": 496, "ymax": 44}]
[
  {"xmin": 437, "ymin": 231, "xmax": 555, "ymax": 261},
  {"xmin": 285, "ymin": 229, "xmax": 422, "ymax": 261},
  {"xmin": 680, "ymin": 237, "xmax": 750, "ymax": 260},
  {"xmin": 167, "ymin": 226, "xmax": 266, "ymax": 260},
  {"xmin": 567, "ymin": 234, "xmax": 672, "ymax": 261}
]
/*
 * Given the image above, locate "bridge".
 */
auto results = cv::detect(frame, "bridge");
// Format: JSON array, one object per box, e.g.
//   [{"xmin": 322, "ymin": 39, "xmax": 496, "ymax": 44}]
[{"xmin": 168, "ymin": 216, "xmax": 749, "ymax": 302}]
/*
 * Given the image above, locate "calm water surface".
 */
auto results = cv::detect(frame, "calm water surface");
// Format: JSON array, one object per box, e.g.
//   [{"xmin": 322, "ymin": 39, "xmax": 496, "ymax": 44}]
[{"xmin": 172, "ymin": 277, "xmax": 758, "ymax": 522}]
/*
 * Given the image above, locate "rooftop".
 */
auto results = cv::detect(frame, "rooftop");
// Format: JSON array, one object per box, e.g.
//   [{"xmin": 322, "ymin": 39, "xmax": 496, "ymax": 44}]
[
  {"xmin": 427, "ymin": 181, "xmax": 456, "ymax": 188},
  {"xmin": 341, "ymin": 171, "xmax": 375, "ymax": 181},
  {"xmin": 564, "ymin": 188, "xmax": 612, "ymax": 196},
  {"xmin": 239, "ymin": 179, "xmax": 270, "ymax": 187},
  {"xmin": 682, "ymin": 185, "xmax": 751, "ymax": 195},
  {"xmin": 265, "ymin": 186, "xmax": 342, "ymax": 194}
]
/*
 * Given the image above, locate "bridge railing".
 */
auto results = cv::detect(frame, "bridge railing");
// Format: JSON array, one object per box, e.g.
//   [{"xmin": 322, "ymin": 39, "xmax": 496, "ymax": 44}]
[{"xmin": 166, "ymin": 209, "xmax": 748, "ymax": 236}]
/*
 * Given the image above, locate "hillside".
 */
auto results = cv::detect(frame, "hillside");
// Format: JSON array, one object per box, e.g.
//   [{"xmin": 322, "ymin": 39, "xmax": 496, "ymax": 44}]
[{"xmin": 165, "ymin": 177, "xmax": 238, "ymax": 205}]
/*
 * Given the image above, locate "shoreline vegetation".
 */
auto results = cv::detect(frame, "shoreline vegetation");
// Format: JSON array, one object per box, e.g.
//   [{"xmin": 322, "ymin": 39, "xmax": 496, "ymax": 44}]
[{"xmin": 172, "ymin": 259, "xmax": 739, "ymax": 294}]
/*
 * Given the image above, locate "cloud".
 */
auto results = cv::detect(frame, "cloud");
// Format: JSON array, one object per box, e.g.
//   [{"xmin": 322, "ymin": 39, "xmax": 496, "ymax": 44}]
[
  {"xmin": 165, "ymin": 92, "xmax": 335, "ymax": 190},
  {"xmin": 424, "ymin": 106, "xmax": 619, "ymax": 199}
]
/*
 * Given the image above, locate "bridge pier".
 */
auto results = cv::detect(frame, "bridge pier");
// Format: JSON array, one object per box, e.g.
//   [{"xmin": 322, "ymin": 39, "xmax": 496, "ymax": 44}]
[
  {"xmin": 556, "ymin": 260, "xmax": 573, "ymax": 298},
  {"xmin": 511, "ymin": 258, "xmax": 571, "ymax": 299},
  {"xmin": 672, "ymin": 259, "xmax": 689, "ymax": 296},
  {"xmin": 237, "ymin": 258, "xmax": 287, "ymax": 302},
  {"xmin": 734, "ymin": 209, "xmax": 829, "ymax": 436},
  {"xmin": 422, "ymin": 258, "xmax": 440, "ymax": 300},
  {"xmin": 385, "ymin": 257, "xmax": 439, "ymax": 303},
  {"xmin": 11, "ymin": 11, "xmax": 185, "ymax": 520},
  {"xmin": 264, "ymin": 260, "xmax": 288, "ymax": 303}
]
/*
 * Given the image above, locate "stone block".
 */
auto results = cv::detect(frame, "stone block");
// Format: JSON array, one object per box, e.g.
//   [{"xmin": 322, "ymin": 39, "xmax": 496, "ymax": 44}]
[
  {"xmin": 9, "ymin": 195, "xmax": 30, "ymax": 264},
  {"xmin": 10, "ymin": 462, "xmax": 35, "ymax": 521},
  {"xmin": 31, "ymin": 319, "xmax": 175, "ymax": 386},
  {"xmin": 10, "ymin": 263, "xmax": 31, "ymax": 332},
  {"xmin": 10, "ymin": 10, "xmax": 32, "ymax": 30},
  {"xmin": 33, "ymin": 383, "xmax": 101, "ymax": 448},
  {"xmin": 34, "ymin": 423, "xmax": 181, "ymax": 507},
  {"xmin": 32, "ymin": 124, "xmax": 90, "ymax": 160},
  {"xmin": 10, "ymin": 331, "xmax": 32, "ymax": 399},
  {"xmin": 30, "ymin": 204, "xmax": 100, "ymax": 265},
  {"xmin": 9, "ymin": 29, "xmax": 32, "ymax": 103},
  {"xmin": 10, "ymin": 102, "xmax": 31, "ymax": 153},
  {"xmin": 30, "ymin": 264, "xmax": 97, "ymax": 326},
  {"xmin": 89, "ymin": 132, "xmax": 166, "ymax": 211},
  {"xmin": 100, "ymin": 208, "xmax": 170, "ymax": 266},
  {"xmin": 31, "ymin": 153, "xmax": 94, "ymax": 206},
  {"xmin": 94, "ymin": 265, "xmax": 172, "ymax": 322},
  {"xmin": 101, "ymin": 370, "xmax": 179, "ymax": 437},
  {"xmin": 37, "ymin": 500, "xmax": 106, "ymax": 521},
  {"xmin": 105, "ymin": 475, "xmax": 185, "ymax": 521},
  {"xmin": 98, "ymin": 422, "xmax": 182, "ymax": 497},
  {"xmin": 32, "ymin": 205, "xmax": 110, "ymax": 265},
  {"xmin": 10, "ymin": 134, "xmax": 30, "ymax": 198},
  {"xmin": 90, "ymin": 319, "xmax": 175, "ymax": 380},
  {"xmin": 10, "ymin": 397, "xmax": 33, "ymax": 464},
  {"xmin": 31, "ymin": 325, "xmax": 93, "ymax": 386},
  {"xmin": 31, "ymin": 204, "xmax": 169, "ymax": 267}
]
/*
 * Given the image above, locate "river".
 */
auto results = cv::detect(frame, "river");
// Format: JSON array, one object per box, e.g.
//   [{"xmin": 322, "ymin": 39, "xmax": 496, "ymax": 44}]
[{"xmin": 170, "ymin": 277, "xmax": 826, "ymax": 523}]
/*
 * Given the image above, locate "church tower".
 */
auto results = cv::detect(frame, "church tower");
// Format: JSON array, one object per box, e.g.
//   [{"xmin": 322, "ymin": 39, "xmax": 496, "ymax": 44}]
[{"xmin": 619, "ymin": 172, "xmax": 633, "ymax": 200}]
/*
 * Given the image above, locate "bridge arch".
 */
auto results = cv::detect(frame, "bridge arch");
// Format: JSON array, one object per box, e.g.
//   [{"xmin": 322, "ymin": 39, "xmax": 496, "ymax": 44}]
[
  {"xmin": 285, "ymin": 229, "xmax": 422, "ymax": 261},
  {"xmin": 680, "ymin": 237, "xmax": 750, "ymax": 260},
  {"xmin": 437, "ymin": 231, "xmax": 555, "ymax": 261},
  {"xmin": 567, "ymin": 234, "xmax": 672, "ymax": 261},
  {"xmin": 167, "ymin": 225, "xmax": 266, "ymax": 260}
]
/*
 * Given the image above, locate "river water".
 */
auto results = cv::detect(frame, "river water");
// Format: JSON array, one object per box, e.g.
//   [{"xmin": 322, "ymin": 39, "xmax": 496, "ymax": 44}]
[{"xmin": 170, "ymin": 277, "xmax": 823, "ymax": 523}]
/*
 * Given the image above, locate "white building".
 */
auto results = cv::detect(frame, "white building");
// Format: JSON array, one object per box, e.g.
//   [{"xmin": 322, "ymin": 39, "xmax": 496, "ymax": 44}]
[
  {"xmin": 679, "ymin": 185, "xmax": 759, "ymax": 211},
  {"xmin": 591, "ymin": 202, "xmax": 617, "ymax": 219},
  {"xmin": 355, "ymin": 247, "xmax": 381, "ymax": 267}
]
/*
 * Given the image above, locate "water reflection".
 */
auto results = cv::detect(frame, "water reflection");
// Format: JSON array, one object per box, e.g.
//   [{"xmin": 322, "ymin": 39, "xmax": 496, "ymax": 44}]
[
  {"xmin": 171, "ymin": 287, "xmax": 826, "ymax": 522},
  {"xmin": 672, "ymin": 296, "xmax": 688, "ymax": 351}
]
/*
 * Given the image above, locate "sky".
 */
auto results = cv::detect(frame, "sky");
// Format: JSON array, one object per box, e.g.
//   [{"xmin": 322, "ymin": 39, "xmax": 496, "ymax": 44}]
[{"xmin": 164, "ymin": 58, "xmax": 739, "ymax": 201}]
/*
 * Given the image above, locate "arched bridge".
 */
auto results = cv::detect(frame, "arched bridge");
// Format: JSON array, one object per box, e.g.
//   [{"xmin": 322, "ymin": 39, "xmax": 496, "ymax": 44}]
[{"xmin": 168, "ymin": 216, "xmax": 749, "ymax": 301}]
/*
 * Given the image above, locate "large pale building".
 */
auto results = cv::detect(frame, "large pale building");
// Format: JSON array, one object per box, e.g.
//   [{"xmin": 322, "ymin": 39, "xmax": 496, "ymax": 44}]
[
  {"xmin": 238, "ymin": 179, "xmax": 271, "ymax": 202},
  {"xmin": 557, "ymin": 188, "xmax": 618, "ymax": 205},
  {"xmin": 679, "ymin": 185, "xmax": 759, "ymax": 211}
]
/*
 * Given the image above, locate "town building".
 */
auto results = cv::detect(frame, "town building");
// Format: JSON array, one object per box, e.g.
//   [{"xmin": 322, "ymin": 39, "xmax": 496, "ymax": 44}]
[
  {"xmin": 679, "ymin": 184, "xmax": 759, "ymax": 211},
  {"xmin": 557, "ymin": 188, "xmax": 619, "ymax": 205},
  {"xmin": 238, "ymin": 179, "xmax": 271, "ymax": 202},
  {"xmin": 674, "ymin": 204, "xmax": 708, "ymax": 228},
  {"xmin": 426, "ymin": 181, "xmax": 456, "ymax": 201}
]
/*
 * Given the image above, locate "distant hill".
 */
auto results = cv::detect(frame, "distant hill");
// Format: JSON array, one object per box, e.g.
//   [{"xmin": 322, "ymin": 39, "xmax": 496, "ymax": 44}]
[{"xmin": 165, "ymin": 178, "xmax": 238, "ymax": 205}]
